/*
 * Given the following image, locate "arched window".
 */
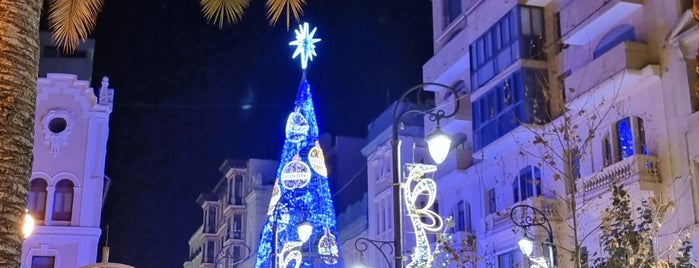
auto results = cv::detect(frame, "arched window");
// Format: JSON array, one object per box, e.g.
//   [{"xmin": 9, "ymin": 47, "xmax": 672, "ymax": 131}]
[
  {"xmin": 52, "ymin": 179, "xmax": 74, "ymax": 221},
  {"xmin": 28, "ymin": 179, "xmax": 48, "ymax": 220},
  {"xmin": 513, "ymin": 166, "xmax": 542, "ymax": 202},
  {"xmin": 593, "ymin": 24, "xmax": 635, "ymax": 59}
]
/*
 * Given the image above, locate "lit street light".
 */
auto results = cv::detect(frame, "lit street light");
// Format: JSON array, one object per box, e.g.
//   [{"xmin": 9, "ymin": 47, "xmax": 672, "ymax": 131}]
[
  {"xmin": 510, "ymin": 204, "xmax": 556, "ymax": 268},
  {"xmin": 391, "ymin": 82, "xmax": 460, "ymax": 267}
]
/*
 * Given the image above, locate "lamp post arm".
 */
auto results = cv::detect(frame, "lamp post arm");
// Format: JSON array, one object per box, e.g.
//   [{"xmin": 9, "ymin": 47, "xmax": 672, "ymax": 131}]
[
  {"xmin": 354, "ymin": 237, "xmax": 395, "ymax": 268},
  {"xmin": 510, "ymin": 204, "xmax": 554, "ymax": 244}
]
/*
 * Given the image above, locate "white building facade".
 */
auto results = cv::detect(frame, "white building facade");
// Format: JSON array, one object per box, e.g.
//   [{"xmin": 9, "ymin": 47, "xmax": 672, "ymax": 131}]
[
  {"xmin": 421, "ymin": 0, "xmax": 699, "ymax": 267},
  {"xmin": 22, "ymin": 73, "xmax": 114, "ymax": 268},
  {"xmin": 183, "ymin": 158, "xmax": 277, "ymax": 268}
]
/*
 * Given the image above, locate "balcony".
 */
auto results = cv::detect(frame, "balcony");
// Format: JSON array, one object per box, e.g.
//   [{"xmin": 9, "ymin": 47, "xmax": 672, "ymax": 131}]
[
  {"xmin": 423, "ymin": 22, "xmax": 470, "ymax": 83},
  {"xmin": 560, "ymin": 0, "xmax": 643, "ymax": 46},
  {"xmin": 576, "ymin": 154, "xmax": 660, "ymax": 199},
  {"xmin": 565, "ymin": 41, "xmax": 658, "ymax": 108},
  {"xmin": 485, "ymin": 196, "xmax": 565, "ymax": 233}
]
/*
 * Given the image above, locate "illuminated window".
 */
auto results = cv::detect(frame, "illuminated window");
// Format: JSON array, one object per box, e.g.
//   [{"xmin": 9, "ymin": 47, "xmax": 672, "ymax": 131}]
[{"xmin": 602, "ymin": 116, "xmax": 647, "ymax": 167}]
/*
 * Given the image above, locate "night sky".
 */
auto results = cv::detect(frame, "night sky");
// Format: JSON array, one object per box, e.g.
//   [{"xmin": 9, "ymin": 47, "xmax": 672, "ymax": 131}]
[{"xmin": 88, "ymin": 0, "xmax": 432, "ymax": 267}]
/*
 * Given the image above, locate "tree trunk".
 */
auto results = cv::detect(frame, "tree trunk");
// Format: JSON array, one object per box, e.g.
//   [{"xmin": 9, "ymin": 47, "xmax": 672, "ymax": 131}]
[
  {"xmin": 695, "ymin": 0, "xmax": 699, "ymax": 97},
  {"xmin": 0, "ymin": 0, "xmax": 42, "ymax": 266}
]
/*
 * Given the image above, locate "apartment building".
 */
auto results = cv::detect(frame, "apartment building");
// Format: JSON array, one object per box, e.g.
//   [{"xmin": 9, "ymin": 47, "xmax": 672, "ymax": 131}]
[
  {"xmin": 422, "ymin": 0, "xmax": 699, "ymax": 267},
  {"xmin": 183, "ymin": 159, "xmax": 277, "ymax": 268}
]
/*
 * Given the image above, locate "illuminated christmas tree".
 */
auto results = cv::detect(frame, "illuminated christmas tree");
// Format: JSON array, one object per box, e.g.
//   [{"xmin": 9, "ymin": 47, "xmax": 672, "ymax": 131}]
[{"xmin": 254, "ymin": 23, "xmax": 343, "ymax": 268}]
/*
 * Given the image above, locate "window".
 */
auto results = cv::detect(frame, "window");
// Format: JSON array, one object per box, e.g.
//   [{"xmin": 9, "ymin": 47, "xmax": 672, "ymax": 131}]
[
  {"xmin": 232, "ymin": 246, "xmax": 242, "ymax": 268},
  {"xmin": 602, "ymin": 135, "xmax": 614, "ymax": 167},
  {"xmin": 205, "ymin": 206, "xmax": 217, "ymax": 233},
  {"xmin": 569, "ymin": 147, "xmax": 581, "ymax": 180},
  {"xmin": 472, "ymin": 68, "xmax": 549, "ymax": 151},
  {"xmin": 28, "ymin": 179, "xmax": 48, "ymax": 220},
  {"xmin": 234, "ymin": 175, "xmax": 244, "ymax": 205},
  {"xmin": 52, "ymin": 179, "xmax": 73, "ymax": 221},
  {"xmin": 580, "ymin": 246, "xmax": 590, "ymax": 268},
  {"xmin": 31, "ymin": 256, "xmax": 55, "ymax": 268},
  {"xmin": 443, "ymin": 0, "xmax": 462, "ymax": 27},
  {"xmin": 603, "ymin": 116, "xmax": 648, "ymax": 167},
  {"xmin": 593, "ymin": 25, "xmax": 635, "ymax": 59},
  {"xmin": 232, "ymin": 214, "xmax": 243, "ymax": 239},
  {"xmin": 497, "ymin": 249, "xmax": 523, "ymax": 268},
  {"xmin": 205, "ymin": 240, "xmax": 215, "ymax": 263},
  {"xmin": 513, "ymin": 166, "xmax": 542, "ymax": 202},
  {"xmin": 470, "ymin": 5, "xmax": 545, "ymax": 89},
  {"xmin": 487, "ymin": 188, "xmax": 497, "ymax": 214},
  {"xmin": 455, "ymin": 201, "xmax": 471, "ymax": 232}
]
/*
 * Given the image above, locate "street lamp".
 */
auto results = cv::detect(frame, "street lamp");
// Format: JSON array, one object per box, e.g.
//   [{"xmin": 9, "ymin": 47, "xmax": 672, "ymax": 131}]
[
  {"xmin": 23, "ymin": 209, "xmax": 34, "ymax": 239},
  {"xmin": 510, "ymin": 204, "xmax": 556, "ymax": 268},
  {"xmin": 392, "ymin": 82, "xmax": 460, "ymax": 268}
]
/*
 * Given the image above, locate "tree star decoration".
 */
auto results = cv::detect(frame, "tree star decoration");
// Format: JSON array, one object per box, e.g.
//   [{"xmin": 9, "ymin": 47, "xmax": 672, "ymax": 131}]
[{"xmin": 289, "ymin": 22, "xmax": 321, "ymax": 70}]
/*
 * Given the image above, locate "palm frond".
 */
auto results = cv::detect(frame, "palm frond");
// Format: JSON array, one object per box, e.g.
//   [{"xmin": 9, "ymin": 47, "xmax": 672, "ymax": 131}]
[
  {"xmin": 266, "ymin": 0, "xmax": 306, "ymax": 30},
  {"xmin": 201, "ymin": 0, "xmax": 250, "ymax": 28},
  {"xmin": 48, "ymin": 0, "xmax": 103, "ymax": 52}
]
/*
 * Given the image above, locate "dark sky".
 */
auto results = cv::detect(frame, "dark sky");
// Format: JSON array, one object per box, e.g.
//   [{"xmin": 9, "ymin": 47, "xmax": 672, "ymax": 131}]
[{"xmin": 89, "ymin": 0, "xmax": 432, "ymax": 267}]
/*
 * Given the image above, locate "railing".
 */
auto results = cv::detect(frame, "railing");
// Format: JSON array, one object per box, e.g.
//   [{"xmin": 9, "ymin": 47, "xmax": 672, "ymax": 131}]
[{"xmin": 577, "ymin": 154, "xmax": 659, "ymax": 198}]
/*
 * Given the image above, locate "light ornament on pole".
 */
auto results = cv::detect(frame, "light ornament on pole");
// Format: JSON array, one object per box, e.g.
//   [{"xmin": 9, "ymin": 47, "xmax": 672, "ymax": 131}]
[
  {"xmin": 402, "ymin": 163, "xmax": 443, "ymax": 268},
  {"xmin": 425, "ymin": 127, "xmax": 451, "ymax": 165}
]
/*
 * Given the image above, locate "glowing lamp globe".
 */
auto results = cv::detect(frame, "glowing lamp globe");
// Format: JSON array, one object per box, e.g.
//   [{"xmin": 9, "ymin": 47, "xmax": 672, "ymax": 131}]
[
  {"xmin": 297, "ymin": 220, "xmax": 314, "ymax": 243},
  {"xmin": 426, "ymin": 127, "xmax": 451, "ymax": 164},
  {"xmin": 23, "ymin": 212, "xmax": 35, "ymax": 239},
  {"xmin": 518, "ymin": 233, "xmax": 534, "ymax": 257}
]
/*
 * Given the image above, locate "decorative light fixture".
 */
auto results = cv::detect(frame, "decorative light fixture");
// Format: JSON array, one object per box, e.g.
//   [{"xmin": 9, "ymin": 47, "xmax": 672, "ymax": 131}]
[
  {"xmin": 389, "ymin": 82, "xmax": 460, "ymax": 268},
  {"xmin": 425, "ymin": 126, "xmax": 451, "ymax": 164},
  {"xmin": 518, "ymin": 232, "xmax": 534, "ymax": 257},
  {"xmin": 297, "ymin": 220, "xmax": 313, "ymax": 243},
  {"xmin": 23, "ymin": 210, "xmax": 34, "ymax": 239},
  {"xmin": 510, "ymin": 204, "xmax": 557, "ymax": 268}
]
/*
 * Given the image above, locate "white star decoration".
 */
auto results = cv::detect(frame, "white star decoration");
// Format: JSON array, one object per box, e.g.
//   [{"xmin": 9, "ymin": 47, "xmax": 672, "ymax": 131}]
[{"xmin": 289, "ymin": 22, "xmax": 321, "ymax": 70}]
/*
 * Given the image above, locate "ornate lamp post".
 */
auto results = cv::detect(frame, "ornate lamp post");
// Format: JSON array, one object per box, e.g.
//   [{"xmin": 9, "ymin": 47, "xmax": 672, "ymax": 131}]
[
  {"xmin": 391, "ymin": 82, "xmax": 460, "ymax": 267},
  {"xmin": 510, "ymin": 204, "xmax": 556, "ymax": 268}
]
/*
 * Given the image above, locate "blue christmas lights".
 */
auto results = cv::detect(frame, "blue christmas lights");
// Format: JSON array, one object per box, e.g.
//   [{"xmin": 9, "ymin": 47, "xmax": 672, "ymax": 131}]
[{"xmin": 254, "ymin": 75, "xmax": 343, "ymax": 267}]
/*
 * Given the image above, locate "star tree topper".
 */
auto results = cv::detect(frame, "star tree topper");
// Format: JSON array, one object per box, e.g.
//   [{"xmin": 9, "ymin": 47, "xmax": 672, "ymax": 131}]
[{"xmin": 289, "ymin": 22, "xmax": 321, "ymax": 70}]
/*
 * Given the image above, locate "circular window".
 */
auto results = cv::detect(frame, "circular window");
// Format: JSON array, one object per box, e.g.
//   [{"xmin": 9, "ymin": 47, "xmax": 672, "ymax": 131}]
[{"xmin": 48, "ymin": 118, "xmax": 67, "ymax": 133}]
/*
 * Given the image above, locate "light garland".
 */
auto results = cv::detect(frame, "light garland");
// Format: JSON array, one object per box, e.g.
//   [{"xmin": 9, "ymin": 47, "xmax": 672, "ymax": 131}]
[
  {"xmin": 403, "ymin": 163, "xmax": 443, "ymax": 268},
  {"xmin": 279, "ymin": 241, "xmax": 303, "ymax": 268}
]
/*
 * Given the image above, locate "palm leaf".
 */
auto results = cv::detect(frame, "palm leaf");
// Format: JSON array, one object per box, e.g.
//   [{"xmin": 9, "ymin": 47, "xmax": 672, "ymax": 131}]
[
  {"xmin": 266, "ymin": 0, "xmax": 306, "ymax": 30},
  {"xmin": 201, "ymin": 0, "xmax": 250, "ymax": 28},
  {"xmin": 48, "ymin": 0, "xmax": 103, "ymax": 52}
]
